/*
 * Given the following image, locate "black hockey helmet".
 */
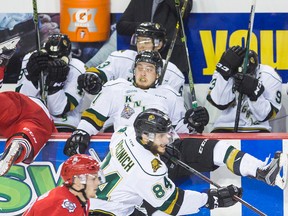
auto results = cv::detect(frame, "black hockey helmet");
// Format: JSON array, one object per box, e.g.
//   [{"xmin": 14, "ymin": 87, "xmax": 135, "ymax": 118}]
[
  {"xmin": 246, "ymin": 50, "xmax": 259, "ymax": 75},
  {"xmin": 134, "ymin": 108, "xmax": 172, "ymax": 138},
  {"xmin": 131, "ymin": 22, "xmax": 167, "ymax": 51},
  {"xmin": 43, "ymin": 33, "xmax": 71, "ymax": 59},
  {"xmin": 134, "ymin": 50, "xmax": 163, "ymax": 76}
]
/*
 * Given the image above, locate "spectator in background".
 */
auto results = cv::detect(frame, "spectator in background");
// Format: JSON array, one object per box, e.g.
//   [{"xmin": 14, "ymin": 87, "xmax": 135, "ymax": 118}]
[
  {"xmin": 23, "ymin": 154, "xmax": 105, "ymax": 216},
  {"xmin": 16, "ymin": 33, "xmax": 86, "ymax": 132},
  {"xmin": 207, "ymin": 46, "xmax": 282, "ymax": 132},
  {"xmin": 0, "ymin": 42, "xmax": 56, "ymax": 176},
  {"xmin": 116, "ymin": 0, "xmax": 193, "ymax": 75}
]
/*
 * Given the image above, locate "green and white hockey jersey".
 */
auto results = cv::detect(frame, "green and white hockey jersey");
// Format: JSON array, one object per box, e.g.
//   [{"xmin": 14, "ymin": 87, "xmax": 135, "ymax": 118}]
[{"xmin": 90, "ymin": 126, "xmax": 208, "ymax": 216}]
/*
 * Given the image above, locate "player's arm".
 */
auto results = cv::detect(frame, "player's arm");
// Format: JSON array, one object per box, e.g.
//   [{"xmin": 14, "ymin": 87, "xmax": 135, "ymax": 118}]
[
  {"xmin": 46, "ymin": 59, "xmax": 83, "ymax": 116},
  {"xmin": 63, "ymin": 82, "xmax": 115, "ymax": 156},
  {"xmin": 207, "ymin": 46, "xmax": 246, "ymax": 110},
  {"xmin": 244, "ymin": 69, "xmax": 282, "ymax": 121}
]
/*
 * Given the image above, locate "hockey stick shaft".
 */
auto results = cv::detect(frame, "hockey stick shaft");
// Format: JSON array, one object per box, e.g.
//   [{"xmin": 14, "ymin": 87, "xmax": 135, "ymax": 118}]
[
  {"xmin": 32, "ymin": 0, "xmax": 47, "ymax": 103},
  {"xmin": 175, "ymin": 1, "xmax": 197, "ymax": 108},
  {"xmin": 171, "ymin": 157, "xmax": 267, "ymax": 216},
  {"xmin": 158, "ymin": 0, "xmax": 189, "ymax": 85},
  {"xmin": 234, "ymin": 0, "xmax": 257, "ymax": 132}
]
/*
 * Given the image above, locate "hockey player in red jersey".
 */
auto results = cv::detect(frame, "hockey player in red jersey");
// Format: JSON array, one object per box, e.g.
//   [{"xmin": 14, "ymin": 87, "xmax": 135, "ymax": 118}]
[
  {"xmin": 0, "ymin": 38, "xmax": 57, "ymax": 176},
  {"xmin": 23, "ymin": 154, "xmax": 105, "ymax": 216}
]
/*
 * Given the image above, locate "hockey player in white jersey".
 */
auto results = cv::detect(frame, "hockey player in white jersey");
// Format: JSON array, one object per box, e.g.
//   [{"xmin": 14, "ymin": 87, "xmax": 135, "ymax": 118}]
[
  {"xmin": 207, "ymin": 46, "xmax": 282, "ymax": 132},
  {"xmin": 63, "ymin": 50, "xmax": 209, "ymax": 156},
  {"xmin": 16, "ymin": 33, "xmax": 86, "ymax": 132},
  {"xmin": 77, "ymin": 22, "xmax": 185, "ymax": 95},
  {"xmin": 88, "ymin": 109, "xmax": 243, "ymax": 216}
]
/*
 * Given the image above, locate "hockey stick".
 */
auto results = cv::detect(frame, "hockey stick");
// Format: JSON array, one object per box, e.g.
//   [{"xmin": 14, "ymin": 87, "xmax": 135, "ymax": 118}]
[
  {"xmin": 88, "ymin": 148, "xmax": 102, "ymax": 163},
  {"xmin": 32, "ymin": 0, "xmax": 47, "ymax": 103},
  {"xmin": 234, "ymin": 0, "xmax": 257, "ymax": 132},
  {"xmin": 158, "ymin": 0, "xmax": 189, "ymax": 86},
  {"xmin": 175, "ymin": 0, "xmax": 197, "ymax": 108},
  {"xmin": 170, "ymin": 157, "xmax": 267, "ymax": 216}
]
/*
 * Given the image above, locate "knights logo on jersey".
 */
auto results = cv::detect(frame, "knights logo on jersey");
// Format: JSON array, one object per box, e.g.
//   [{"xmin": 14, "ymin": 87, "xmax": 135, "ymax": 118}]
[
  {"xmin": 61, "ymin": 199, "xmax": 76, "ymax": 212},
  {"xmin": 121, "ymin": 104, "xmax": 135, "ymax": 119},
  {"xmin": 151, "ymin": 158, "xmax": 162, "ymax": 172}
]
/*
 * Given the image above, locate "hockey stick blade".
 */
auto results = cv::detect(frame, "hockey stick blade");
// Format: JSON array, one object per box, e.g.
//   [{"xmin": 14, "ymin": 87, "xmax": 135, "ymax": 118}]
[
  {"xmin": 275, "ymin": 153, "xmax": 288, "ymax": 189},
  {"xmin": 0, "ymin": 36, "xmax": 21, "ymax": 54}
]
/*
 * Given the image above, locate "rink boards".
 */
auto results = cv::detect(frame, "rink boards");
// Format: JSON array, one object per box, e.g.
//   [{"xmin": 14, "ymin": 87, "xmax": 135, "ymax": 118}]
[{"xmin": 0, "ymin": 133, "xmax": 287, "ymax": 216}]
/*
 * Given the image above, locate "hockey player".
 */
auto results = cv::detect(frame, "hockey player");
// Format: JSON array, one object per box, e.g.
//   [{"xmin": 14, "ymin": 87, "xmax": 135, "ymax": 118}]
[
  {"xmin": 89, "ymin": 109, "xmax": 242, "ymax": 216},
  {"xmin": 207, "ymin": 46, "xmax": 282, "ymax": 132},
  {"xmin": 63, "ymin": 50, "xmax": 209, "ymax": 157},
  {"xmin": 16, "ymin": 33, "xmax": 86, "ymax": 132},
  {"xmin": 0, "ymin": 41, "xmax": 56, "ymax": 176},
  {"xmin": 91, "ymin": 109, "xmax": 286, "ymax": 215},
  {"xmin": 77, "ymin": 22, "xmax": 185, "ymax": 95},
  {"xmin": 23, "ymin": 154, "xmax": 105, "ymax": 216}
]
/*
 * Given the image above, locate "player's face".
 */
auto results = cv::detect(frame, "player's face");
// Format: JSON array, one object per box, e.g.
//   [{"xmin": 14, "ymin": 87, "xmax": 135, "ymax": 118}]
[
  {"xmin": 136, "ymin": 36, "xmax": 154, "ymax": 51},
  {"xmin": 150, "ymin": 132, "xmax": 174, "ymax": 155},
  {"xmin": 84, "ymin": 174, "xmax": 101, "ymax": 198},
  {"xmin": 134, "ymin": 62, "xmax": 158, "ymax": 89}
]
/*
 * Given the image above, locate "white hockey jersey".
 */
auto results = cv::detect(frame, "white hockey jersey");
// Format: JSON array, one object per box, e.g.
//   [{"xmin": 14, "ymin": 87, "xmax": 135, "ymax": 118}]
[
  {"xmin": 96, "ymin": 49, "xmax": 185, "ymax": 95},
  {"xmin": 90, "ymin": 126, "xmax": 208, "ymax": 216},
  {"xmin": 208, "ymin": 64, "xmax": 282, "ymax": 132},
  {"xmin": 16, "ymin": 52, "xmax": 86, "ymax": 130},
  {"xmin": 78, "ymin": 78, "xmax": 188, "ymax": 135}
]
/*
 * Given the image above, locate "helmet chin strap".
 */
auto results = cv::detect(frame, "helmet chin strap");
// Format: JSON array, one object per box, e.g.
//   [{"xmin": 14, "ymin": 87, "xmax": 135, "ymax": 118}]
[{"xmin": 69, "ymin": 185, "xmax": 89, "ymax": 204}]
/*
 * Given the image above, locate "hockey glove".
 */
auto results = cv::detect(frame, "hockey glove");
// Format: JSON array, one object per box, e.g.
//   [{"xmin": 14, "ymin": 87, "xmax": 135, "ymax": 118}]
[
  {"xmin": 63, "ymin": 129, "xmax": 90, "ymax": 157},
  {"xmin": 26, "ymin": 51, "xmax": 49, "ymax": 84},
  {"xmin": 205, "ymin": 184, "xmax": 242, "ymax": 209},
  {"xmin": 161, "ymin": 143, "xmax": 182, "ymax": 169},
  {"xmin": 46, "ymin": 59, "xmax": 70, "ymax": 95},
  {"xmin": 233, "ymin": 73, "xmax": 264, "ymax": 101},
  {"xmin": 216, "ymin": 46, "xmax": 246, "ymax": 81},
  {"xmin": 78, "ymin": 73, "xmax": 103, "ymax": 95},
  {"xmin": 184, "ymin": 106, "xmax": 209, "ymax": 133}
]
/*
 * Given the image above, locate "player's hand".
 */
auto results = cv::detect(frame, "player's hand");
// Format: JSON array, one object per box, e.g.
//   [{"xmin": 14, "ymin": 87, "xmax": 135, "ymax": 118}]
[
  {"xmin": 46, "ymin": 58, "xmax": 70, "ymax": 94},
  {"xmin": 63, "ymin": 129, "xmax": 91, "ymax": 157},
  {"xmin": 216, "ymin": 46, "xmax": 246, "ymax": 81},
  {"xmin": 78, "ymin": 72, "xmax": 103, "ymax": 95},
  {"xmin": 184, "ymin": 106, "xmax": 209, "ymax": 133},
  {"xmin": 205, "ymin": 184, "xmax": 242, "ymax": 209},
  {"xmin": 26, "ymin": 51, "xmax": 49, "ymax": 83},
  {"xmin": 233, "ymin": 73, "xmax": 264, "ymax": 101}
]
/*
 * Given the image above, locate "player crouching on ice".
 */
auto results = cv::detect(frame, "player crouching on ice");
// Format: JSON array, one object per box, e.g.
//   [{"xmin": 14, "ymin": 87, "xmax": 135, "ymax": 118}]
[
  {"xmin": 0, "ymin": 37, "xmax": 57, "ymax": 176},
  {"xmin": 23, "ymin": 154, "xmax": 105, "ymax": 215}
]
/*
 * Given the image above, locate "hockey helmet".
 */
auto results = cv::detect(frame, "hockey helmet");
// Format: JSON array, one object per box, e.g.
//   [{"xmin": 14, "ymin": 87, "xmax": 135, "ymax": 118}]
[
  {"xmin": 246, "ymin": 50, "xmax": 259, "ymax": 75},
  {"xmin": 134, "ymin": 108, "xmax": 173, "ymax": 138},
  {"xmin": 134, "ymin": 50, "xmax": 163, "ymax": 76},
  {"xmin": 131, "ymin": 22, "xmax": 167, "ymax": 51},
  {"xmin": 43, "ymin": 33, "xmax": 71, "ymax": 59},
  {"xmin": 61, "ymin": 154, "xmax": 104, "ymax": 185}
]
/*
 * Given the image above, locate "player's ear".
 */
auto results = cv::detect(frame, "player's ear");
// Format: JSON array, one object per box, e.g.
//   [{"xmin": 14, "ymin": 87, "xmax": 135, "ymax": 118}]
[{"xmin": 141, "ymin": 133, "xmax": 149, "ymax": 145}]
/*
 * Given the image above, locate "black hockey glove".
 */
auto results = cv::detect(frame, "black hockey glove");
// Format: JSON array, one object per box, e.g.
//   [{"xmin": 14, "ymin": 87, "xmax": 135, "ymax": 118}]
[
  {"xmin": 161, "ymin": 143, "xmax": 182, "ymax": 169},
  {"xmin": 26, "ymin": 51, "xmax": 49, "ymax": 84},
  {"xmin": 46, "ymin": 59, "xmax": 70, "ymax": 95},
  {"xmin": 205, "ymin": 184, "xmax": 242, "ymax": 209},
  {"xmin": 78, "ymin": 73, "xmax": 103, "ymax": 95},
  {"xmin": 63, "ymin": 129, "xmax": 91, "ymax": 157},
  {"xmin": 233, "ymin": 73, "xmax": 264, "ymax": 101},
  {"xmin": 216, "ymin": 46, "xmax": 246, "ymax": 81},
  {"xmin": 184, "ymin": 106, "xmax": 209, "ymax": 133}
]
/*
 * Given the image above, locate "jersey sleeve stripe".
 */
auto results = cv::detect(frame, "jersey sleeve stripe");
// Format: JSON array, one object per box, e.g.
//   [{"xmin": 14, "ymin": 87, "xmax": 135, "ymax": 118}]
[
  {"xmin": 81, "ymin": 108, "xmax": 108, "ymax": 131},
  {"xmin": 158, "ymin": 187, "xmax": 184, "ymax": 215}
]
